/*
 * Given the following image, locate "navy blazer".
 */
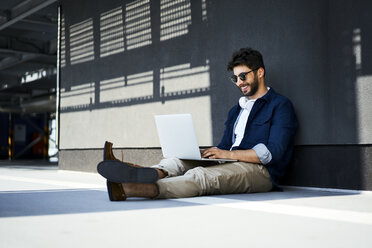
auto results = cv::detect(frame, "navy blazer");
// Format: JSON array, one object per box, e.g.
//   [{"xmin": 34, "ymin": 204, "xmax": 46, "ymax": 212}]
[{"xmin": 217, "ymin": 88, "xmax": 298, "ymax": 186}]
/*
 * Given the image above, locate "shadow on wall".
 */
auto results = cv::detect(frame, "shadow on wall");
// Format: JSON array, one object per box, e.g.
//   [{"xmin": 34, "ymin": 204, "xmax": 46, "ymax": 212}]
[
  {"xmin": 60, "ymin": 0, "xmax": 211, "ymax": 113},
  {"xmin": 59, "ymin": 0, "xmax": 372, "ymax": 147}
]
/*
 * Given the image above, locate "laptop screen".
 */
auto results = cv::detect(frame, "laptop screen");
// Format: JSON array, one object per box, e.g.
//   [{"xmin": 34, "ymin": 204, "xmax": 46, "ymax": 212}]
[{"xmin": 154, "ymin": 114, "xmax": 202, "ymax": 160}]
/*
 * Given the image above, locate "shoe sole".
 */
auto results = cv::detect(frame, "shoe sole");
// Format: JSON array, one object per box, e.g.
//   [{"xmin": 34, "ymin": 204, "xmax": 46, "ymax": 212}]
[
  {"xmin": 97, "ymin": 160, "xmax": 158, "ymax": 183},
  {"xmin": 106, "ymin": 180, "xmax": 114, "ymax": 201}
]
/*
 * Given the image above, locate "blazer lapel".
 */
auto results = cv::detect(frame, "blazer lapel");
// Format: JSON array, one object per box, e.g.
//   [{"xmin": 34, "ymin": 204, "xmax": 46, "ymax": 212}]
[{"xmin": 246, "ymin": 99, "xmax": 265, "ymax": 128}]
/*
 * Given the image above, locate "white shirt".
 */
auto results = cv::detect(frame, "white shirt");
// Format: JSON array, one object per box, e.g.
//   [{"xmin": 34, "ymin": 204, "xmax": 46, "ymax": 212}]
[{"xmin": 232, "ymin": 97, "xmax": 256, "ymax": 148}]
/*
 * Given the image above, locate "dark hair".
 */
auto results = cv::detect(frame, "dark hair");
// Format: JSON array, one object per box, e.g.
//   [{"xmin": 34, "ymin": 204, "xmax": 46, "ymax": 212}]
[{"xmin": 227, "ymin": 48, "xmax": 265, "ymax": 75}]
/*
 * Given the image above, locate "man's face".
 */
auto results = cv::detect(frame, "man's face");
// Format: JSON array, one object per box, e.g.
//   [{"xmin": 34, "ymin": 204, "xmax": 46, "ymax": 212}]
[{"xmin": 233, "ymin": 65, "xmax": 259, "ymax": 97}]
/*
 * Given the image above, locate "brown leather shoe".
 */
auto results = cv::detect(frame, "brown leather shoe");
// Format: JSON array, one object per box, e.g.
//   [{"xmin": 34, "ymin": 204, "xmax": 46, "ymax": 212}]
[
  {"xmin": 103, "ymin": 141, "xmax": 167, "ymax": 179},
  {"xmin": 104, "ymin": 141, "xmax": 121, "ymax": 161},
  {"xmin": 103, "ymin": 141, "xmax": 140, "ymax": 167},
  {"xmin": 106, "ymin": 180, "xmax": 127, "ymax": 201}
]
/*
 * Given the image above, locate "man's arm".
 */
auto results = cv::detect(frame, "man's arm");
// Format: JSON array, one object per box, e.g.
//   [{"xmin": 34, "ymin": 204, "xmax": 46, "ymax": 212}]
[
  {"xmin": 202, "ymin": 98, "xmax": 297, "ymax": 164},
  {"xmin": 201, "ymin": 147, "xmax": 261, "ymax": 163}
]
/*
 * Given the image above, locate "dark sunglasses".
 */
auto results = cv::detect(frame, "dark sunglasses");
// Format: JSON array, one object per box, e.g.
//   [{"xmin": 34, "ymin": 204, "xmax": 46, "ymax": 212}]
[{"xmin": 230, "ymin": 68, "xmax": 258, "ymax": 84}]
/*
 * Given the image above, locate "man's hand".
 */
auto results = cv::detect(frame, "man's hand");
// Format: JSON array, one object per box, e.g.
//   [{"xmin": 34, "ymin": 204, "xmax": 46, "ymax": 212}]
[
  {"xmin": 201, "ymin": 147, "xmax": 231, "ymax": 159},
  {"xmin": 201, "ymin": 147, "xmax": 262, "ymax": 164}
]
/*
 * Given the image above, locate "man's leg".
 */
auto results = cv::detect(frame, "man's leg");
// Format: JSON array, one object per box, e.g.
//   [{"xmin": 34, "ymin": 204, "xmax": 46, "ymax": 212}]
[
  {"xmin": 99, "ymin": 158, "xmax": 217, "ymax": 201},
  {"xmin": 98, "ymin": 155, "xmax": 272, "ymax": 200},
  {"xmin": 151, "ymin": 158, "xmax": 216, "ymax": 177},
  {"xmin": 156, "ymin": 162, "xmax": 273, "ymax": 198},
  {"xmin": 104, "ymin": 157, "xmax": 184, "ymax": 200},
  {"xmin": 114, "ymin": 159, "xmax": 219, "ymax": 200}
]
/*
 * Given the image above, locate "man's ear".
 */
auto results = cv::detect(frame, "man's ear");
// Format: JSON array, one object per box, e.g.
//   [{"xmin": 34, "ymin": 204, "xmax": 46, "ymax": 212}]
[{"xmin": 258, "ymin": 67, "xmax": 265, "ymax": 78}]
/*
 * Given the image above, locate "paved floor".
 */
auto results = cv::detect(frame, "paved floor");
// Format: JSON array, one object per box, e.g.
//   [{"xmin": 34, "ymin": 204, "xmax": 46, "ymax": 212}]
[{"xmin": 1, "ymin": 162, "xmax": 372, "ymax": 248}]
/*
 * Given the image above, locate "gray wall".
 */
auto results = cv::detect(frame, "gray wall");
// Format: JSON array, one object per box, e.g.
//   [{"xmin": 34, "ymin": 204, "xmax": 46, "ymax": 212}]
[{"xmin": 58, "ymin": 0, "xmax": 372, "ymax": 190}]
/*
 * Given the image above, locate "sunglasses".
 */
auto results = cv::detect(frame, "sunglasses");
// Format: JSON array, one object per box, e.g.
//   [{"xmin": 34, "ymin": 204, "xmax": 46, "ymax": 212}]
[{"xmin": 230, "ymin": 68, "xmax": 258, "ymax": 84}]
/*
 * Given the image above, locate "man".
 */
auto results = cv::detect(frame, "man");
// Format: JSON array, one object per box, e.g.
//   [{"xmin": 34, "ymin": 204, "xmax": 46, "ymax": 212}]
[{"xmin": 97, "ymin": 48, "xmax": 298, "ymax": 201}]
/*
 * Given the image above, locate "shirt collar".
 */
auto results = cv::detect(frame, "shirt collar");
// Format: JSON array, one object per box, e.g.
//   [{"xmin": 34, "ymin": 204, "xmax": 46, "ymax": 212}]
[{"xmin": 239, "ymin": 96, "xmax": 256, "ymax": 109}]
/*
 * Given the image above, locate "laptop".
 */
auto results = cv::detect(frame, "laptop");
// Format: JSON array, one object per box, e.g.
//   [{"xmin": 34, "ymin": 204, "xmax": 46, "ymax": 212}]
[{"xmin": 154, "ymin": 114, "xmax": 237, "ymax": 162}]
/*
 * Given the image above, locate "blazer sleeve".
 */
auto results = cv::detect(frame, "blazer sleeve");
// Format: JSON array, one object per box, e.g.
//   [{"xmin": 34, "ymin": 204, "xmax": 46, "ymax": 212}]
[{"xmin": 266, "ymin": 98, "xmax": 298, "ymax": 166}]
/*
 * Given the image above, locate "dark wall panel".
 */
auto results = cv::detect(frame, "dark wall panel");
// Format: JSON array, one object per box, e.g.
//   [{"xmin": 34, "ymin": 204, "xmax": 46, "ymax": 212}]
[{"xmin": 282, "ymin": 145, "xmax": 372, "ymax": 190}]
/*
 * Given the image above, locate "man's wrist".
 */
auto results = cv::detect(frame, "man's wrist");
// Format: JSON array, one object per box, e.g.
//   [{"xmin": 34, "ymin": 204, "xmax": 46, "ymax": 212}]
[{"xmin": 228, "ymin": 150, "xmax": 236, "ymax": 160}]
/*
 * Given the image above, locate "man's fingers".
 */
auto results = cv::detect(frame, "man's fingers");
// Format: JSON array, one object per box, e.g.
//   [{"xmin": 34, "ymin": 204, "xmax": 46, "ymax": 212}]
[
  {"xmin": 202, "ymin": 152, "xmax": 211, "ymax": 158},
  {"xmin": 202, "ymin": 150, "xmax": 213, "ymax": 158},
  {"xmin": 202, "ymin": 148, "xmax": 220, "ymax": 158},
  {"xmin": 202, "ymin": 149, "xmax": 211, "ymax": 156}
]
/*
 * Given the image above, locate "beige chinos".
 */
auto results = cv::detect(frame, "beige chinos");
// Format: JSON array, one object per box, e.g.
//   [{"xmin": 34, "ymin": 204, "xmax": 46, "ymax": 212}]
[{"xmin": 152, "ymin": 158, "xmax": 273, "ymax": 199}]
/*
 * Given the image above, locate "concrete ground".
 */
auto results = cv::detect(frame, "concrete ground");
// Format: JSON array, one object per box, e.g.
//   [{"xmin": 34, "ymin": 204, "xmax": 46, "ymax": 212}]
[{"xmin": 1, "ymin": 161, "xmax": 372, "ymax": 248}]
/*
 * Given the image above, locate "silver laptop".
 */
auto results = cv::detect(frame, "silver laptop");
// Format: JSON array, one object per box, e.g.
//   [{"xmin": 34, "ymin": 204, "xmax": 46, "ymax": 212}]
[{"xmin": 154, "ymin": 114, "xmax": 237, "ymax": 162}]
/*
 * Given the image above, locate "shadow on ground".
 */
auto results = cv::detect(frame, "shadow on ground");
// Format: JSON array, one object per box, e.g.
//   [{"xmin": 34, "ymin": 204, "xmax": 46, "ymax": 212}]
[{"xmin": 0, "ymin": 187, "xmax": 359, "ymax": 218}]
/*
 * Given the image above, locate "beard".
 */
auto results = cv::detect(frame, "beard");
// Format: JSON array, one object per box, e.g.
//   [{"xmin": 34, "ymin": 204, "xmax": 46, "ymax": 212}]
[{"xmin": 240, "ymin": 74, "xmax": 259, "ymax": 97}]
